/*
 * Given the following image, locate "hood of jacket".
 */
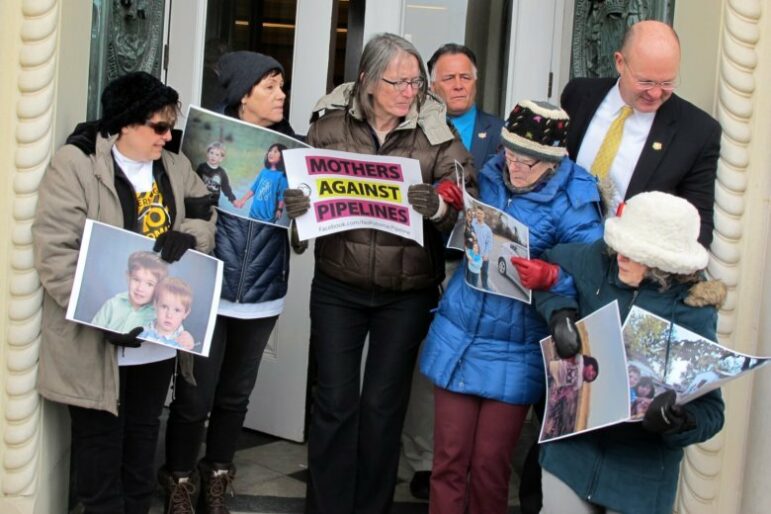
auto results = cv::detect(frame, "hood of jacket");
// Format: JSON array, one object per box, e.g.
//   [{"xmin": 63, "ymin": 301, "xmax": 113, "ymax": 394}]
[{"xmin": 311, "ymin": 82, "xmax": 455, "ymax": 146}]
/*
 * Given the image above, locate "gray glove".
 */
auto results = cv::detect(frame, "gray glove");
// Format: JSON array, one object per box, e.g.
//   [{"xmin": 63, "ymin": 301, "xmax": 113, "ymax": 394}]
[
  {"xmin": 408, "ymin": 184, "xmax": 440, "ymax": 218},
  {"xmin": 283, "ymin": 188, "xmax": 311, "ymax": 218}
]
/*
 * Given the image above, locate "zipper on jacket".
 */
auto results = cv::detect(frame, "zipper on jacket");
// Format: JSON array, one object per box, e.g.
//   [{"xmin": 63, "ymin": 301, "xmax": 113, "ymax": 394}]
[
  {"xmin": 585, "ymin": 440, "xmax": 605, "ymax": 501},
  {"xmin": 235, "ymin": 221, "xmax": 256, "ymax": 302},
  {"xmin": 368, "ymin": 230, "xmax": 378, "ymax": 289}
]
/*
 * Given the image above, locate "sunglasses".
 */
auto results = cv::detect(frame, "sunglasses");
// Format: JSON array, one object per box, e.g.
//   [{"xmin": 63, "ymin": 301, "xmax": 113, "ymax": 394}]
[{"xmin": 144, "ymin": 120, "xmax": 175, "ymax": 135}]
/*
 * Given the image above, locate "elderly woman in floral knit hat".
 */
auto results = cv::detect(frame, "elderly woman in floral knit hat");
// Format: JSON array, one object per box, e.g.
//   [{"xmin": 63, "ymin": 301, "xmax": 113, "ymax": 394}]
[
  {"xmin": 519, "ymin": 191, "xmax": 726, "ymax": 514},
  {"xmin": 418, "ymin": 100, "xmax": 604, "ymax": 514}
]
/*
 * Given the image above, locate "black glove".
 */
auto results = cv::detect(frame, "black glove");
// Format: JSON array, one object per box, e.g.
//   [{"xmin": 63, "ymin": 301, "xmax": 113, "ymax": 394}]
[
  {"xmin": 549, "ymin": 309, "xmax": 581, "ymax": 359},
  {"xmin": 153, "ymin": 230, "xmax": 196, "ymax": 263},
  {"xmin": 408, "ymin": 184, "xmax": 440, "ymax": 218},
  {"xmin": 642, "ymin": 390, "xmax": 693, "ymax": 434},
  {"xmin": 101, "ymin": 326, "xmax": 143, "ymax": 348},
  {"xmin": 184, "ymin": 193, "xmax": 218, "ymax": 221},
  {"xmin": 283, "ymin": 188, "xmax": 311, "ymax": 218}
]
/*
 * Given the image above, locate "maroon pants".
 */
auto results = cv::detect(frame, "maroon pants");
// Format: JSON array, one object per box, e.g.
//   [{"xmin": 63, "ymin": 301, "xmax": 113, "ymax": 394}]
[{"xmin": 430, "ymin": 386, "xmax": 529, "ymax": 514}]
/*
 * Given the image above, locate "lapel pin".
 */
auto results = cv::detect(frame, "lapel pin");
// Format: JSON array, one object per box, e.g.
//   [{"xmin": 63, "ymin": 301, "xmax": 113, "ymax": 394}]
[
  {"xmin": 652, "ymin": 142, "xmax": 663, "ymax": 151},
  {"xmin": 478, "ymin": 132, "xmax": 487, "ymax": 139}
]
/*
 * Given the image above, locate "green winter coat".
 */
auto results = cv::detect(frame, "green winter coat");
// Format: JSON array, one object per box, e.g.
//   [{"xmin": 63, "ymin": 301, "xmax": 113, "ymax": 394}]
[{"xmin": 535, "ymin": 239, "xmax": 725, "ymax": 514}]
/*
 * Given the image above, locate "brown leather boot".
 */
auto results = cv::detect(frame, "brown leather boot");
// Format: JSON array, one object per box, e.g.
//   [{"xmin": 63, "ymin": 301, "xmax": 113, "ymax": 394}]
[
  {"xmin": 197, "ymin": 460, "xmax": 235, "ymax": 514},
  {"xmin": 158, "ymin": 466, "xmax": 199, "ymax": 514}
]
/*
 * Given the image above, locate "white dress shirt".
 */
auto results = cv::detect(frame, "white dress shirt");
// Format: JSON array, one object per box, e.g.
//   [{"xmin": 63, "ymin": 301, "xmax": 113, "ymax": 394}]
[{"xmin": 575, "ymin": 81, "xmax": 655, "ymax": 213}]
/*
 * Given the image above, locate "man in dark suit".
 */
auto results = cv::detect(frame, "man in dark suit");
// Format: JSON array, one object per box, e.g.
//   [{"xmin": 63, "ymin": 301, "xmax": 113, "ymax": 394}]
[
  {"xmin": 427, "ymin": 43, "xmax": 504, "ymax": 170},
  {"xmin": 562, "ymin": 20, "xmax": 720, "ymax": 247}
]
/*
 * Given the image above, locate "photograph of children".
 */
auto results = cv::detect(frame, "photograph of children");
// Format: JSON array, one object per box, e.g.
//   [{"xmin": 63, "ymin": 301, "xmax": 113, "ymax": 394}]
[
  {"xmin": 447, "ymin": 192, "xmax": 531, "ymax": 304},
  {"xmin": 623, "ymin": 306, "xmax": 771, "ymax": 410},
  {"xmin": 67, "ymin": 220, "xmax": 222, "ymax": 356},
  {"xmin": 181, "ymin": 105, "xmax": 309, "ymax": 228},
  {"xmin": 196, "ymin": 141, "xmax": 237, "ymax": 206},
  {"xmin": 539, "ymin": 301, "xmax": 630, "ymax": 442}
]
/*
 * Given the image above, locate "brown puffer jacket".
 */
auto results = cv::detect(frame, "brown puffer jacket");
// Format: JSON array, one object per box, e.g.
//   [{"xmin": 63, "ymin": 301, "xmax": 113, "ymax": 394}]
[{"xmin": 307, "ymin": 83, "xmax": 475, "ymax": 292}]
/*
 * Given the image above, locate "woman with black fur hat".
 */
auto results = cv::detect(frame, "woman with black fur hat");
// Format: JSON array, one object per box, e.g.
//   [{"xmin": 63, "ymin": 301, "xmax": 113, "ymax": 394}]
[
  {"xmin": 160, "ymin": 50, "xmax": 300, "ymax": 513},
  {"xmin": 32, "ymin": 71, "xmax": 216, "ymax": 513}
]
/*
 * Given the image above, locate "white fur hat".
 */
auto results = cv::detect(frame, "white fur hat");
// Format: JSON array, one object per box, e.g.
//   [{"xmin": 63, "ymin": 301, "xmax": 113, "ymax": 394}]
[{"xmin": 604, "ymin": 191, "xmax": 709, "ymax": 274}]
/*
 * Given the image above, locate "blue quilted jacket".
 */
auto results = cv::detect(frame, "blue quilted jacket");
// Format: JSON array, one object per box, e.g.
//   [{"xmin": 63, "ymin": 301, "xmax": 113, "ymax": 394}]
[{"xmin": 419, "ymin": 153, "xmax": 603, "ymax": 404}]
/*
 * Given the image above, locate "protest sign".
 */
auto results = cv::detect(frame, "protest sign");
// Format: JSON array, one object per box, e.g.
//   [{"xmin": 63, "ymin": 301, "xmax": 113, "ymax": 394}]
[
  {"xmin": 539, "ymin": 301, "xmax": 629, "ymax": 442},
  {"xmin": 447, "ymin": 165, "xmax": 532, "ymax": 303},
  {"xmin": 66, "ymin": 220, "xmax": 222, "ymax": 356},
  {"xmin": 282, "ymin": 148, "xmax": 424, "ymax": 244},
  {"xmin": 181, "ymin": 106, "xmax": 309, "ymax": 228},
  {"xmin": 623, "ymin": 306, "xmax": 771, "ymax": 417},
  {"xmin": 539, "ymin": 303, "xmax": 771, "ymax": 442}
]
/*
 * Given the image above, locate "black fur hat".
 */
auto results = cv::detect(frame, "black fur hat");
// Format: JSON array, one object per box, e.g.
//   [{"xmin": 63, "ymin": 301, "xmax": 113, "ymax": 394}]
[{"xmin": 99, "ymin": 71, "xmax": 179, "ymax": 136}]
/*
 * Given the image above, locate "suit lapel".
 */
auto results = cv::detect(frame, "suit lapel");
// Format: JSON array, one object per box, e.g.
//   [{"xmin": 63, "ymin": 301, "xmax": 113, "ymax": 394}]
[
  {"xmin": 569, "ymin": 79, "xmax": 614, "ymax": 156},
  {"xmin": 625, "ymin": 96, "xmax": 679, "ymax": 198}
]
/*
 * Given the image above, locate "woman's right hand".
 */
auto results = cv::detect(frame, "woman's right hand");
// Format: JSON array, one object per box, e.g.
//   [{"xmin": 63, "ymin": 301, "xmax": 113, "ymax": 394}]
[{"xmin": 283, "ymin": 188, "xmax": 311, "ymax": 218}]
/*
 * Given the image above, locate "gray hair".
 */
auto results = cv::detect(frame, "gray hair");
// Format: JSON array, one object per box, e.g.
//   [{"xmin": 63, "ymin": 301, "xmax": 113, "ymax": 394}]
[{"xmin": 352, "ymin": 33, "xmax": 428, "ymax": 121}]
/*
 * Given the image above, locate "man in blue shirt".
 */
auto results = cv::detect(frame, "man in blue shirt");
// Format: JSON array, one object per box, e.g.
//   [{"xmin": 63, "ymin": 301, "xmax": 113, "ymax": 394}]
[{"xmin": 427, "ymin": 43, "xmax": 503, "ymax": 170}]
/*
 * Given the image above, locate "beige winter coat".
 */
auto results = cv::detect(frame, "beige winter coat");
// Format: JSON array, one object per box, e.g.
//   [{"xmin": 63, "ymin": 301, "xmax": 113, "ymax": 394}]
[{"xmin": 32, "ymin": 132, "xmax": 216, "ymax": 415}]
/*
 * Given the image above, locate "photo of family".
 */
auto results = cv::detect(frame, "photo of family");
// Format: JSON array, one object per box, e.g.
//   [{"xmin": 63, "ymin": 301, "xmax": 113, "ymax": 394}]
[
  {"xmin": 67, "ymin": 220, "xmax": 222, "ymax": 356},
  {"xmin": 448, "ymin": 191, "xmax": 531, "ymax": 304},
  {"xmin": 181, "ymin": 105, "xmax": 309, "ymax": 227},
  {"xmin": 540, "ymin": 301, "xmax": 629, "ymax": 442},
  {"xmin": 623, "ymin": 306, "xmax": 771, "ymax": 413}
]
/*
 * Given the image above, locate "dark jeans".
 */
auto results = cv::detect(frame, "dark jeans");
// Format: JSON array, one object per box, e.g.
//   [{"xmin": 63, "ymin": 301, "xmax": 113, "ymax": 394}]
[
  {"xmin": 69, "ymin": 358, "xmax": 175, "ymax": 514},
  {"xmin": 305, "ymin": 272, "xmax": 439, "ymax": 514},
  {"xmin": 165, "ymin": 314, "xmax": 277, "ymax": 471},
  {"xmin": 481, "ymin": 259, "xmax": 490, "ymax": 289}
]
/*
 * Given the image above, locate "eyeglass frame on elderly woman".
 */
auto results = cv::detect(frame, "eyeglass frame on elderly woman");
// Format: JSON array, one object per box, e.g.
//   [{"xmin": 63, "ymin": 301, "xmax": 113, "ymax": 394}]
[
  {"xmin": 381, "ymin": 77, "xmax": 425, "ymax": 92},
  {"xmin": 144, "ymin": 120, "xmax": 175, "ymax": 135},
  {"xmin": 504, "ymin": 150, "xmax": 540, "ymax": 172}
]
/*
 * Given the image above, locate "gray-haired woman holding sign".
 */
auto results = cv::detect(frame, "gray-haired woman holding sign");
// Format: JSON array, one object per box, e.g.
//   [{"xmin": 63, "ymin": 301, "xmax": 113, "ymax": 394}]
[{"xmin": 284, "ymin": 32, "xmax": 473, "ymax": 514}]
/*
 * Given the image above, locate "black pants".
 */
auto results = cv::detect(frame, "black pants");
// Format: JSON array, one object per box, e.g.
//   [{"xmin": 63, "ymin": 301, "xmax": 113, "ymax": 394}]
[
  {"xmin": 305, "ymin": 272, "xmax": 438, "ymax": 514},
  {"xmin": 165, "ymin": 314, "xmax": 277, "ymax": 471},
  {"xmin": 69, "ymin": 358, "xmax": 174, "ymax": 514},
  {"xmin": 519, "ymin": 397, "xmax": 546, "ymax": 514}
]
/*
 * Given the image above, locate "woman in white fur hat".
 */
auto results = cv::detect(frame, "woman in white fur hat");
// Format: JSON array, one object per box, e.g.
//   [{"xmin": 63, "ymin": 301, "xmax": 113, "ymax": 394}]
[{"xmin": 518, "ymin": 191, "xmax": 726, "ymax": 514}]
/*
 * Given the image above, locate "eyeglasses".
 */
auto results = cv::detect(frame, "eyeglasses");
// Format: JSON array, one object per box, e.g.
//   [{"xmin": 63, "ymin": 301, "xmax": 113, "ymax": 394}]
[
  {"xmin": 144, "ymin": 120, "xmax": 175, "ymax": 135},
  {"xmin": 504, "ymin": 152, "xmax": 540, "ymax": 171},
  {"xmin": 622, "ymin": 57, "xmax": 679, "ymax": 92},
  {"xmin": 381, "ymin": 77, "xmax": 425, "ymax": 92}
]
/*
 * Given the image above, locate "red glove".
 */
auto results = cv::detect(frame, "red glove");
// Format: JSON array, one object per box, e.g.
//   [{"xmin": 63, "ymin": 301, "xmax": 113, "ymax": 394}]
[
  {"xmin": 435, "ymin": 180, "xmax": 463, "ymax": 211},
  {"xmin": 510, "ymin": 257, "xmax": 559, "ymax": 290}
]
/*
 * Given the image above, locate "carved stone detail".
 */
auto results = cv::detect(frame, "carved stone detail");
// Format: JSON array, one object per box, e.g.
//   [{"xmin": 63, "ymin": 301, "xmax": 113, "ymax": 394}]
[
  {"xmin": 676, "ymin": 1, "xmax": 761, "ymax": 513},
  {"xmin": 3, "ymin": 0, "xmax": 59, "ymax": 497}
]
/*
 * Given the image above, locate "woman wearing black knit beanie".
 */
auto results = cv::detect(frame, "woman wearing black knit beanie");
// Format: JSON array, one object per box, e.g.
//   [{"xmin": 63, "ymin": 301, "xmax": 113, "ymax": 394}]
[{"xmin": 159, "ymin": 51, "xmax": 300, "ymax": 513}]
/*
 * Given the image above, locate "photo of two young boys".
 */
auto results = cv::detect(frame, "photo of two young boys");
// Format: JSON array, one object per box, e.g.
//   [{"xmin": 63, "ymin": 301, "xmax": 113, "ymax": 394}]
[{"xmin": 69, "ymin": 220, "xmax": 220, "ymax": 356}]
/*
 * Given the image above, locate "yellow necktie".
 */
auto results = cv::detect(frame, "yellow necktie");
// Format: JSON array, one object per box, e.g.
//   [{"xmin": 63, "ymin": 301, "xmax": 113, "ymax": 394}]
[{"xmin": 591, "ymin": 106, "xmax": 633, "ymax": 180}]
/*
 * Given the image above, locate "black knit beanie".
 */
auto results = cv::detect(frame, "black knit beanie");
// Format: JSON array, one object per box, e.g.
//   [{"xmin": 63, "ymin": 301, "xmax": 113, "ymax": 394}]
[
  {"xmin": 99, "ymin": 71, "xmax": 179, "ymax": 136},
  {"xmin": 217, "ymin": 51, "xmax": 284, "ymax": 109}
]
